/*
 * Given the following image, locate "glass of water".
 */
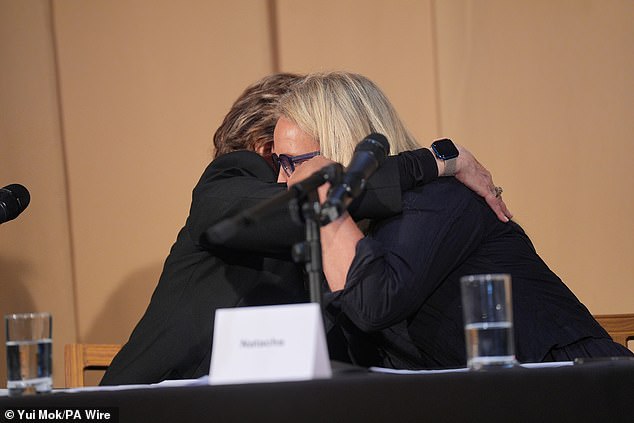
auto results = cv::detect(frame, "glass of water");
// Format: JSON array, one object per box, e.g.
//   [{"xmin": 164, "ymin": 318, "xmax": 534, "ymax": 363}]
[
  {"xmin": 460, "ymin": 274, "xmax": 517, "ymax": 370},
  {"xmin": 5, "ymin": 312, "xmax": 52, "ymax": 395}
]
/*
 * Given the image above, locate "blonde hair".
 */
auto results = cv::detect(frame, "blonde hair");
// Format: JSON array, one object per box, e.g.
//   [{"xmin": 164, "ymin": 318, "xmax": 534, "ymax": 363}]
[{"xmin": 277, "ymin": 72, "xmax": 421, "ymax": 164}]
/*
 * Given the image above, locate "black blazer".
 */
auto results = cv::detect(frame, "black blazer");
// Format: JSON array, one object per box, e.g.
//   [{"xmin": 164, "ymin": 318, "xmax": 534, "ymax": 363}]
[{"xmin": 101, "ymin": 150, "xmax": 404, "ymax": 384}]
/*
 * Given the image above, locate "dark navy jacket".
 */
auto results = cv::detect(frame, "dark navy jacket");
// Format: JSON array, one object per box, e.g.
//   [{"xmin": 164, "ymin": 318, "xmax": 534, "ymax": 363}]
[{"xmin": 328, "ymin": 178, "xmax": 613, "ymax": 368}]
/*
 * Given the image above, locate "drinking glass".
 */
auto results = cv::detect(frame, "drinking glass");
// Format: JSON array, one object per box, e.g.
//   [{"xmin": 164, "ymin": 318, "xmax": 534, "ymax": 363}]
[
  {"xmin": 460, "ymin": 274, "xmax": 517, "ymax": 370},
  {"xmin": 5, "ymin": 312, "xmax": 52, "ymax": 395}
]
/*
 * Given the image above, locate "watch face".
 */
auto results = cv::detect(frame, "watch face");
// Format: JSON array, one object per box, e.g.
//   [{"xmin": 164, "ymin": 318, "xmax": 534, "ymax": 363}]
[{"xmin": 432, "ymin": 138, "xmax": 459, "ymax": 160}]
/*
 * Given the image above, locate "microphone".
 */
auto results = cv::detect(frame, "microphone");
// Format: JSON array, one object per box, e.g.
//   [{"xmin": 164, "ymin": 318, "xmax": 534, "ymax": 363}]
[
  {"xmin": 320, "ymin": 133, "xmax": 390, "ymax": 225},
  {"xmin": 1, "ymin": 184, "xmax": 31, "ymax": 224}
]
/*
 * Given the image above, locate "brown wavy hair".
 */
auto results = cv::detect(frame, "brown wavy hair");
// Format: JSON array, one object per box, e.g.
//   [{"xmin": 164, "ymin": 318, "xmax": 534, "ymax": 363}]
[{"xmin": 213, "ymin": 73, "xmax": 302, "ymax": 159}]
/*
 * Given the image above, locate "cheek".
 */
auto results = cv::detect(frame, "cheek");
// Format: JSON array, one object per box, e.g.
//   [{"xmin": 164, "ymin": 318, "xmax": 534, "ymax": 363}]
[{"xmin": 277, "ymin": 169, "xmax": 287, "ymax": 184}]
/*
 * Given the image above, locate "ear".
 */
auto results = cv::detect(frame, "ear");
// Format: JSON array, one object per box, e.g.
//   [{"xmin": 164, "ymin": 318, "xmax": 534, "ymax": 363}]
[{"xmin": 256, "ymin": 142, "xmax": 272, "ymax": 157}]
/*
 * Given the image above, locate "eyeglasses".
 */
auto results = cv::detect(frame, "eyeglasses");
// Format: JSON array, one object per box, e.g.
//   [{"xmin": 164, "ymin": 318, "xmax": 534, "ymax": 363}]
[{"xmin": 271, "ymin": 151, "xmax": 321, "ymax": 177}]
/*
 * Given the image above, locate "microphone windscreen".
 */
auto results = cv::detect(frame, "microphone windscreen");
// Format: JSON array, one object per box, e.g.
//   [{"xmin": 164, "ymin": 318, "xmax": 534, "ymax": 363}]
[
  {"xmin": 1, "ymin": 184, "xmax": 31, "ymax": 222},
  {"xmin": 357, "ymin": 133, "xmax": 389, "ymax": 162}
]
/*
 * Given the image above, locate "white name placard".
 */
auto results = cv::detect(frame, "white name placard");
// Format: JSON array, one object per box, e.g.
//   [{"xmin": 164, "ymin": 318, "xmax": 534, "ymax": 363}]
[{"xmin": 208, "ymin": 303, "xmax": 332, "ymax": 385}]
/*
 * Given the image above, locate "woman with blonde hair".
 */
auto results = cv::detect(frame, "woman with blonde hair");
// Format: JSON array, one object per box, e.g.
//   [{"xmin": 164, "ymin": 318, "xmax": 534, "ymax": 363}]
[{"xmin": 274, "ymin": 71, "xmax": 632, "ymax": 368}]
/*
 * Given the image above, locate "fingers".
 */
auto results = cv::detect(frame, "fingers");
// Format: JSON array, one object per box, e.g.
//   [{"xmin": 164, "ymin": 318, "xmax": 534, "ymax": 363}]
[
  {"xmin": 450, "ymin": 143, "xmax": 513, "ymax": 222},
  {"xmin": 500, "ymin": 200, "xmax": 513, "ymax": 221},
  {"xmin": 474, "ymin": 162, "xmax": 513, "ymax": 222},
  {"xmin": 489, "ymin": 180, "xmax": 513, "ymax": 221},
  {"xmin": 454, "ymin": 160, "xmax": 513, "ymax": 222},
  {"xmin": 486, "ymin": 194, "xmax": 513, "ymax": 222},
  {"xmin": 484, "ymin": 183, "xmax": 513, "ymax": 222}
]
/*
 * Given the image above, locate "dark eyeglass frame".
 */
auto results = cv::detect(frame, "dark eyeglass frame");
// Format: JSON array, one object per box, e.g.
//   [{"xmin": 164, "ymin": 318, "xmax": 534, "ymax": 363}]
[{"xmin": 272, "ymin": 151, "xmax": 321, "ymax": 177}]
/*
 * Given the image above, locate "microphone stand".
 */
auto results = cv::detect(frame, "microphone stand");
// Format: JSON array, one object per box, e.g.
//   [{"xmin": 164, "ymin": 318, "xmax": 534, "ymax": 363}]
[
  {"xmin": 287, "ymin": 164, "xmax": 342, "ymax": 306},
  {"xmin": 289, "ymin": 189, "xmax": 324, "ymax": 304}
]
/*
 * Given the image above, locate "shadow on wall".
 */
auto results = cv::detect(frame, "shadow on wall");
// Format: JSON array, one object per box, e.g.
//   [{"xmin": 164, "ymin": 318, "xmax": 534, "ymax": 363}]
[
  {"xmin": 84, "ymin": 262, "xmax": 164, "ymax": 345},
  {"xmin": 0, "ymin": 258, "xmax": 37, "ymax": 386}
]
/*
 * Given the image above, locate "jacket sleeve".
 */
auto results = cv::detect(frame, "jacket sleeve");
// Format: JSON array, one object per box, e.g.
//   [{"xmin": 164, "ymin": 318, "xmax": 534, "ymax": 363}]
[
  {"xmin": 189, "ymin": 151, "xmax": 410, "ymax": 254},
  {"xmin": 187, "ymin": 151, "xmax": 302, "ymax": 254},
  {"xmin": 189, "ymin": 150, "xmax": 437, "ymax": 254},
  {"xmin": 334, "ymin": 181, "xmax": 488, "ymax": 332}
]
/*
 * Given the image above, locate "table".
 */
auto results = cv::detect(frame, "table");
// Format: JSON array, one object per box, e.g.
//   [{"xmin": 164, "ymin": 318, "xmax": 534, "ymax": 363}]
[{"xmin": 1, "ymin": 361, "xmax": 633, "ymax": 422}]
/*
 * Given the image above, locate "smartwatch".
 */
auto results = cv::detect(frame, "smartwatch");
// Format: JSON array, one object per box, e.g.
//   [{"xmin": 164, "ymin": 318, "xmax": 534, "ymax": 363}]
[{"xmin": 431, "ymin": 138, "xmax": 459, "ymax": 176}]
